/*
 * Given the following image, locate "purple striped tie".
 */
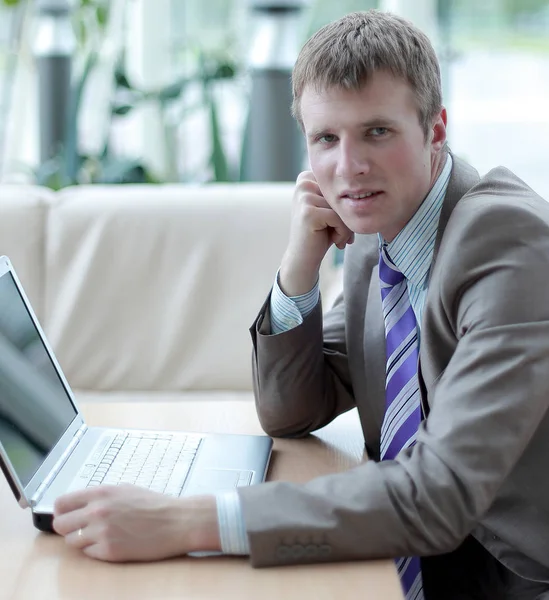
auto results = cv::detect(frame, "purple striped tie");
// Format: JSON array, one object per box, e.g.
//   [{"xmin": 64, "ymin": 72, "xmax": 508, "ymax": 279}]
[{"xmin": 378, "ymin": 245, "xmax": 424, "ymax": 600}]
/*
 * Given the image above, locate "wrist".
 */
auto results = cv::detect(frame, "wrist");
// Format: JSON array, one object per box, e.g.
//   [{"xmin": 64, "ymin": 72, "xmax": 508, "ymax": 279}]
[
  {"xmin": 181, "ymin": 495, "xmax": 221, "ymax": 552},
  {"xmin": 279, "ymin": 252, "xmax": 321, "ymax": 297}
]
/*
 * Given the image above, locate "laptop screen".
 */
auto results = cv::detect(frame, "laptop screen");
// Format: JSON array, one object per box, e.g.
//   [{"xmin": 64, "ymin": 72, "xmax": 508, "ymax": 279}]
[{"xmin": 0, "ymin": 271, "xmax": 77, "ymax": 487}]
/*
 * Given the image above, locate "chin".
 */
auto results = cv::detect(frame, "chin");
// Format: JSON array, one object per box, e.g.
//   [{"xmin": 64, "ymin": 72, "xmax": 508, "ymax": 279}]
[{"xmin": 345, "ymin": 218, "xmax": 380, "ymax": 236}]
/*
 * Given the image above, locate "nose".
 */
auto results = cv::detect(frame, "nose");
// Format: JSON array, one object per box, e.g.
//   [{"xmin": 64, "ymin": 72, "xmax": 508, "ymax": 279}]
[{"xmin": 335, "ymin": 138, "xmax": 370, "ymax": 179}]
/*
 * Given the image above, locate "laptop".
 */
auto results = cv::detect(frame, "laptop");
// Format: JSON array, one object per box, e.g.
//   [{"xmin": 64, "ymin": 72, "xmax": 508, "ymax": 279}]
[{"xmin": 0, "ymin": 256, "xmax": 272, "ymax": 532}]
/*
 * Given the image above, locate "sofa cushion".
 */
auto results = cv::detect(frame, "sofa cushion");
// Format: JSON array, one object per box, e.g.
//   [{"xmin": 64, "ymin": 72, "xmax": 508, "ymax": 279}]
[
  {"xmin": 0, "ymin": 185, "xmax": 54, "ymax": 321},
  {"xmin": 45, "ymin": 184, "xmax": 342, "ymax": 392}
]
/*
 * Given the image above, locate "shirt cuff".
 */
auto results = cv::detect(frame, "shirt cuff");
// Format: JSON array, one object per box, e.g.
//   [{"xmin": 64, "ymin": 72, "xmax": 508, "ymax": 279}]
[
  {"xmin": 270, "ymin": 270, "xmax": 320, "ymax": 334},
  {"xmin": 216, "ymin": 491, "xmax": 250, "ymax": 555}
]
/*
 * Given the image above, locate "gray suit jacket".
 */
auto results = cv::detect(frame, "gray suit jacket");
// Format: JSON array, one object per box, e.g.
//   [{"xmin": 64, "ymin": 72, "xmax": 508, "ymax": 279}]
[{"xmin": 240, "ymin": 156, "xmax": 549, "ymax": 579}]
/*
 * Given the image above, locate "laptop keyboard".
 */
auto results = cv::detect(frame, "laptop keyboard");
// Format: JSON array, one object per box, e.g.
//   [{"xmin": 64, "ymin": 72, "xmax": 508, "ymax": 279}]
[{"xmin": 85, "ymin": 432, "xmax": 202, "ymax": 496}]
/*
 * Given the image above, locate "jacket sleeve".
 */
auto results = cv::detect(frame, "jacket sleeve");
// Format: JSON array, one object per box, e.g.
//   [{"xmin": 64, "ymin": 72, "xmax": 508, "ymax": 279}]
[{"xmin": 250, "ymin": 286, "xmax": 356, "ymax": 438}]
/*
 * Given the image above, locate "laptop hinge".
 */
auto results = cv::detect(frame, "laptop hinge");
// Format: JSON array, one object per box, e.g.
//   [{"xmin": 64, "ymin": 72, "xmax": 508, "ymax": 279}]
[{"xmin": 30, "ymin": 424, "xmax": 88, "ymax": 507}]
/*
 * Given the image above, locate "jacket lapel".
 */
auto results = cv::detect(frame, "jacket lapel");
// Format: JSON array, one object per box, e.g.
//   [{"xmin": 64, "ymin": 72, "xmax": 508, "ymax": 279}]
[
  {"xmin": 432, "ymin": 155, "xmax": 481, "ymax": 265},
  {"xmin": 418, "ymin": 154, "xmax": 481, "ymax": 396},
  {"xmin": 361, "ymin": 261, "xmax": 387, "ymax": 457}
]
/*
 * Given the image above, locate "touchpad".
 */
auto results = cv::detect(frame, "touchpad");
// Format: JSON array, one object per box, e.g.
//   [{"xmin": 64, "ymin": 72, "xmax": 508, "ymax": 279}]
[{"xmin": 192, "ymin": 469, "xmax": 251, "ymax": 492}]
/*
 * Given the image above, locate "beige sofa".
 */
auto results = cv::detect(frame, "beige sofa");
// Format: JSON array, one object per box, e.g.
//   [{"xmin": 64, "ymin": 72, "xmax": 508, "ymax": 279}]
[{"xmin": 0, "ymin": 184, "xmax": 342, "ymax": 405}]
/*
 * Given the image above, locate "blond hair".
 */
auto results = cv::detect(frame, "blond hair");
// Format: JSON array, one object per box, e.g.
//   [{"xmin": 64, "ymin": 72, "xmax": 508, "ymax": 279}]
[{"xmin": 292, "ymin": 10, "xmax": 442, "ymax": 138}]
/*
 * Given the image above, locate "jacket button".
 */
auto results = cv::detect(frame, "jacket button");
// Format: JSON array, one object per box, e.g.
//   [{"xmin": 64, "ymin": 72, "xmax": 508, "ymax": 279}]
[
  {"xmin": 275, "ymin": 546, "xmax": 291, "ymax": 560},
  {"xmin": 319, "ymin": 544, "xmax": 332, "ymax": 557},
  {"xmin": 291, "ymin": 545, "xmax": 305, "ymax": 559}
]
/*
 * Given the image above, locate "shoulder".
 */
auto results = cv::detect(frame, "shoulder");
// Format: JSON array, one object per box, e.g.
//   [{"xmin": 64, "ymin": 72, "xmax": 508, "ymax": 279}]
[
  {"xmin": 453, "ymin": 166, "xmax": 548, "ymax": 220},
  {"xmin": 440, "ymin": 166, "xmax": 549, "ymax": 255},
  {"xmin": 429, "ymin": 168, "xmax": 549, "ymax": 331}
]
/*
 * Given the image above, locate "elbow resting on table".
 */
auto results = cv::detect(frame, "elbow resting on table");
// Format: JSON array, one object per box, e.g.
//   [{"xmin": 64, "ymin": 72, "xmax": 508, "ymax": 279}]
[{"xmin": 257, "ymin": 411, "xmax": 319, "ymax": 439}]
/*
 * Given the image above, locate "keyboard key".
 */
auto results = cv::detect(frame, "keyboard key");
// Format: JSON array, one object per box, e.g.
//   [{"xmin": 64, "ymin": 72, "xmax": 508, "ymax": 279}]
[{"xmin": 82, "ymin": 431, "xmax": 201, "ymax": 497}]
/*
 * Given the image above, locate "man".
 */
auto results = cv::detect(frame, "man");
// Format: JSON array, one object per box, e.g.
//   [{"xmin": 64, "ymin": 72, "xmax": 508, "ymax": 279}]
[{"xmin": 53, "ymin": 10, "xmax": 549, "ymax": 599}]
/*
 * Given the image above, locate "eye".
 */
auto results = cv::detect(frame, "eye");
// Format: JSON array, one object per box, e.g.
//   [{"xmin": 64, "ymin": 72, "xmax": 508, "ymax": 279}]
[
  {"xmin": 317, "ymin": 133, "xmax": 337, "ymax": 144},
  {"xmin": 368, "ymin": 127, "xmax": 388, "ymax": 137}
]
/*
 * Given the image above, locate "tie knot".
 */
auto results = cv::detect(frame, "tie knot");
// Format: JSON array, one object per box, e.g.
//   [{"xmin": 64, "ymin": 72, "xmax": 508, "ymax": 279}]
[{"xmin": 379, "ymin": 245, "xmax": 404, "ymax": 288}]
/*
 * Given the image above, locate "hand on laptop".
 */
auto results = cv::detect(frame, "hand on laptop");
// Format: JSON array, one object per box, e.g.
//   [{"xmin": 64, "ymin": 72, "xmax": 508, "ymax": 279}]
[{"xmin": 52, "ymin": 484, "xmax": 221, "ymax": 562}]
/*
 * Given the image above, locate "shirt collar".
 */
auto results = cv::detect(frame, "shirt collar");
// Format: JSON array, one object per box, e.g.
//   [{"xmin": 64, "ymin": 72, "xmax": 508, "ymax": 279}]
[{"xmin": 378, "ymin": 154, "xmax": 453, "ymax": 287}]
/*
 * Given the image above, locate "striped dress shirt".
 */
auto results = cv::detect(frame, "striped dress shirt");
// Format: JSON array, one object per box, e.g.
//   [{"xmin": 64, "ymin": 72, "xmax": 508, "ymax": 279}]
[{"xmin": 215, "ymin": 154, "xmax": 453, "ymax": 555}]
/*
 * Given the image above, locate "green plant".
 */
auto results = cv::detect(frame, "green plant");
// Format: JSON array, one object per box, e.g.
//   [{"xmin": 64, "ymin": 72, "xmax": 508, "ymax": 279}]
[
  {"xmin": 2, "ymin": 0, "xmax": 237, "ymax": 188},
  {"xmin": 109, "ymin": 50, "xmax": 238, "ymax": 184}
]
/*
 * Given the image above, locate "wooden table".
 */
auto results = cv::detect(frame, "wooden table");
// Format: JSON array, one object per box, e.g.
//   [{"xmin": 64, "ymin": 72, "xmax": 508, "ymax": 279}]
[{"xmin": 0, "ymin": 399, "xmax": 403, "ymax": 600}]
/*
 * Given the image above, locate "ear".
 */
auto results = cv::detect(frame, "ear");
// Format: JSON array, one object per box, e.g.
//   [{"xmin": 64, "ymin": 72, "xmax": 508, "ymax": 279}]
[{"xmin": 430, "ymin": 107, "xmax": 447, "ymax": 153}]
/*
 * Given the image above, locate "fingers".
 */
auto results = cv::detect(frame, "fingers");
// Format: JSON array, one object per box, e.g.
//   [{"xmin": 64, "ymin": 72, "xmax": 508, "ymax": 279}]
[
  {"xmin": 315, "ymin": 208, "xmax": 354, "ymax": 246},
  {"xmin": 53, "ymin": 488, "xmax": 111, "ymax": 555},
  {"xmin": 54, "ymin": 510, "xmax": 96, "ymax": 554},
  {"xmin": 53, "ymin": 506, "xmax": 88, "ymax": 536},
  {"xmin": 54, "ymin": 487, "xmax": 101, "ymax": 516},
  {"xmin": 296, "ymin": 171, "xmax": 330, "ymax": 206},
  {"xmin": 296, "ymin": 170, "xmax": 317, "ymax": 185},
  {"xmin": 65, "ymin": 525, "xmax": 93, "ymax": 550},
  {"xmin": 82, "ymin": 543, "xmax": 108, "ymax": 561},
  {"xmin": 332, "ymin": 229, "xmax": 355, "ymax": 250},
  {"xmin": 82, "ymin": 541, "xmax": 129, "ymax": 563},
  {"xmin": 296, "ymin": 171, "xmax": 354, "ymax": 246},
  {"xmin": 283, "ymin": 171, "xmax": 353, "ymax": 293},
  {"xmin": 319, "ymin": 207, "xmax": 348, "ymax": 231},
  {"xmin": 332, "ymin": 232, "xmax": 354, "ymax": 250},
  {"xmin": 53, "ymin": 486, "xmax": 114, "ymax": 541}
]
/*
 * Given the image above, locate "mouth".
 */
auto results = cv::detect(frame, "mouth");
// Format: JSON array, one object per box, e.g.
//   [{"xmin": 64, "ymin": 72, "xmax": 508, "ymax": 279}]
[{"xmin": 341, "ymin": 191, "xmax": 384, "ymax": 200}]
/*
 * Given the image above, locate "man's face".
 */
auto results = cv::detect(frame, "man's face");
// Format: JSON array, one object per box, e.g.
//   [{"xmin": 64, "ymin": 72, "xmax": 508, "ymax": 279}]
[{"xmin": 300, "ymin": 71, "xmax": 447, "ymax": 242}]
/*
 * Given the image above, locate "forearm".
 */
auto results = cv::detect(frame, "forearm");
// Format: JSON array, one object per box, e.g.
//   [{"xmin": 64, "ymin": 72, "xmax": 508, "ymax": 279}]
[
  {"xmin": 278, "ymin": 248, "xmax": 322, "ymax": 297},
  {"xmin": 251, "ymin": 299, "xmax": 354, "ymax": 438},
  {"xmin": 237, "ymin": 456, "xmax": 465, "ymax": 569}
]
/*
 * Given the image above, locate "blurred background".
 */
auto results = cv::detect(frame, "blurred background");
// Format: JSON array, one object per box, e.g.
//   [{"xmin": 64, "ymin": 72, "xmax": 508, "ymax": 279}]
[{"xmin": 0, "ymin": 0, "xmax": 548, "ymax": 198}]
